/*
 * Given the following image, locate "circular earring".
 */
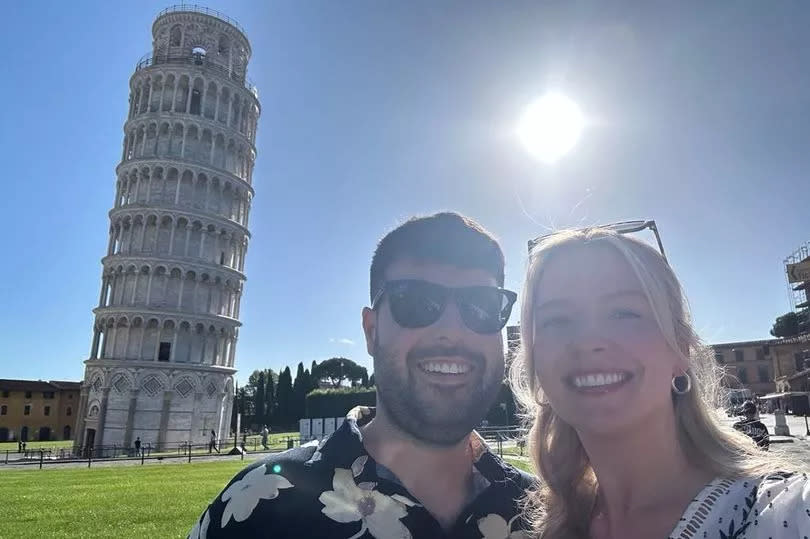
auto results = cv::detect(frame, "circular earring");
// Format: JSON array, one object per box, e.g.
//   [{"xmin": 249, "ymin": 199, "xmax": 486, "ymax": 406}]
[{"xmin": 671, "ymin": 372, "xmax": 692, "ymax": 395}]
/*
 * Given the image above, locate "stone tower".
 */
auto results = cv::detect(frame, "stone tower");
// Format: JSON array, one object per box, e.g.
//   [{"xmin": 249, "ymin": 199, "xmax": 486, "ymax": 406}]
[{"xmin": 75, "ymin": 6, "xmax": 259, "ymax": 455}]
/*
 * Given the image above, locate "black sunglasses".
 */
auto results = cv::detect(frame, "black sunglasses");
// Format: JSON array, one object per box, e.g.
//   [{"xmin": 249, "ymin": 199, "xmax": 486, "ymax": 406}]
[
  {"xmin": 371, "ymin": 279, "xmax": 518, "ymax": 334},
  {"xmin": 527, "ymin": 219, "xmax": 668, "ymax": 263}
]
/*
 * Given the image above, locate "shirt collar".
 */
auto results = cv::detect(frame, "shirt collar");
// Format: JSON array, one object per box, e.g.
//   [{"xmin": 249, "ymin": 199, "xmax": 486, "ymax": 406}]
[{"xmin": 308, "ymin": 406, "xmax": 512, "ymax": 487}]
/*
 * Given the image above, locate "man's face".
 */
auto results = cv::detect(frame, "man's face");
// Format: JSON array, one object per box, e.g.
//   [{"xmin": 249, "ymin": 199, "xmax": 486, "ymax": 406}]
[{"xmin": 362, "ymin": 259, "xmax": 505, "ymax": 445}]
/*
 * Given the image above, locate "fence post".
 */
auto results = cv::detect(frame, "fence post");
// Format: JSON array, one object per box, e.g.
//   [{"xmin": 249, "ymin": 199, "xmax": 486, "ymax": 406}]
[
  {"xmin": 88, "ymin": 447, "xmax": 92, "ymax": 468},
  {"xmin": 39, "ymin": 449, "xmax": 43, "ymax": 469},
  {"xmin": 141, "ymin": 447, "xmax": 145, "ymax": 465},
  {"xmin": 188, "ymin": 444, "xmax": 192, "ymax": 463},
  {"xmin": 5, "ymin": 450, "xmax": 8, "ymax": 464}
]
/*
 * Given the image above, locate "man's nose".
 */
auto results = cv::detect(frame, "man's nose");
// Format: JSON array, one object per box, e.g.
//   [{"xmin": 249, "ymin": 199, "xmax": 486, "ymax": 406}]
[{"xmin": 432, "ymin": 299, "xmax": 468, "ymax": 339}]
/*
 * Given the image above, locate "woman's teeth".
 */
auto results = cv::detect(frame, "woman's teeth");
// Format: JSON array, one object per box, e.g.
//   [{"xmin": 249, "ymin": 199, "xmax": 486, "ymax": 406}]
[{"xmin": 571, "ymin": 372, "xmax": 629, "ymax": 388}]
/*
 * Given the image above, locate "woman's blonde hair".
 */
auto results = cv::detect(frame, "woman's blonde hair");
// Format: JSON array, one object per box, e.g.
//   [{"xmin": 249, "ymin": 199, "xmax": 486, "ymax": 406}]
[{"xmin": 509, "ymin": 227, "xmax": 782, "ymax": 538}]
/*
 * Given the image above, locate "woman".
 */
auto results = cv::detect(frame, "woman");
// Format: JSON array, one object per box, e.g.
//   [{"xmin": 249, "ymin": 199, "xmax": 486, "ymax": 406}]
[{"xmin": 510, "ymin": 227, "xmax": 808, "ymax": 538}]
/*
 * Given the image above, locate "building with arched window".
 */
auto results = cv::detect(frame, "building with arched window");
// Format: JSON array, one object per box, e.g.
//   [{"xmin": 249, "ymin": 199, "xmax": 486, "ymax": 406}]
[{"xmin": 75, "ymin": 6, "xmax": 259, "ymax": 456}]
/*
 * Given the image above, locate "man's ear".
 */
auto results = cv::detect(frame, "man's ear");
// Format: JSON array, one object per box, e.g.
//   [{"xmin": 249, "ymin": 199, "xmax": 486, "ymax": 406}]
[{"xmin": 362, "ymin": 307, "xmax": 376, "ymax": 356}]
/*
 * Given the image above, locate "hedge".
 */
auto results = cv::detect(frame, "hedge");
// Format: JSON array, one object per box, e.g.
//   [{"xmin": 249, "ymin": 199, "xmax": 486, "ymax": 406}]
[{"xmin": 305, "ymin": 387, "xmax": 376, "ymax": 418}]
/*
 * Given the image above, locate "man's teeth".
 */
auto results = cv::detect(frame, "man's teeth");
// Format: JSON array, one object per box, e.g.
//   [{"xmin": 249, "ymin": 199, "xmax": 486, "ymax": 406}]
[
  {"xmin": 571, "ymin": 372, "xmax": 628, "ymax": 388},
  {"xmin": 422, "ymin": 362, "xmax": 471, "ymax": 374}
]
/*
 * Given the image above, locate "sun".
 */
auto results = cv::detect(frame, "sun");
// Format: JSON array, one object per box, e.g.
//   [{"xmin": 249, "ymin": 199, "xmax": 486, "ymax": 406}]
[{"xmin": 517, "ymin": 93, "xmax": 584, "ymax": 164}]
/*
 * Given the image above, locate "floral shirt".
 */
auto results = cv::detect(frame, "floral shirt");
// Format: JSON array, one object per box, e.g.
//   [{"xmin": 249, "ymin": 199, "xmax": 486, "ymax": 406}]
[
  {"xmin": 668, "ymin": 472, "xmax": 810, "ymax": 538},
  {"xmin": 189, "ymin": 407, "xmax": 535, "ymax": 539}
]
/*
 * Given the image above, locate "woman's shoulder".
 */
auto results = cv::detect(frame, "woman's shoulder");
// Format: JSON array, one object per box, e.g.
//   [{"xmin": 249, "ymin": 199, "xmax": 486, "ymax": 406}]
[
  {"xmin": 673, "ymin": 472, "xmax": 810, "ymax": 538},
  {"xmin": 753, "ymin": 471, "xmax": 810, "ymax": 507},
  {"xmin": 724, "ymin": 472, "xmax": 810, "ymax": 536}
]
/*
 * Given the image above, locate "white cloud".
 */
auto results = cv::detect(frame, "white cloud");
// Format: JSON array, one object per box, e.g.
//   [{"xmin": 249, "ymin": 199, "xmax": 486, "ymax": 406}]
[{"xmin": 329, "ymin": 338, "xmax": 355, "ymax": 346}]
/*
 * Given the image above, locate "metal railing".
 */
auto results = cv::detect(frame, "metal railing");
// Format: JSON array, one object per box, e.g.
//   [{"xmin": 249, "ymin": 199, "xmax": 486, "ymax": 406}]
[
  {"xmin": 1, "ymin": 435, "xmax": 302, "ymax": 469},
  {"xmin": 135, "ymin": 53, "xmax": 258, "ymax": 98},
  {"xmin": 0, "ymin": 428, "xmax": 528, "ymax": 469},
  {"xmin": 155, "ymin": 4, "xmax": 247, "ymax": 37}
]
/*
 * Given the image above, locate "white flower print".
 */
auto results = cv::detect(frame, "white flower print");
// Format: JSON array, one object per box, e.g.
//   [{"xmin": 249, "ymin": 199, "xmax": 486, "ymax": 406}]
[
  {"xmin": 188, "ymin": 509, "xmax": 210, "ymax": 539},
  {"xmin": 319, "ymin": 467, "xmax": 413, "ymax": 539},
  {"xmin": 477, "ymin": 513, "xmax": 528, "ymax": 539},
  {"xmin": 220, "ymin": 464, "xmax": 294, "ymax": 528}
]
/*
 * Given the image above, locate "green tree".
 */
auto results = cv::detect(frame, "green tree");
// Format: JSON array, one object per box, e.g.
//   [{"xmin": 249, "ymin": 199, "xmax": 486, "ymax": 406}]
[
  {"xmin": 369, "ymin": 373, "xmax": 375, "ymax": 387},
  {"xmin": 313, "ymin": 357, "xmax": 367, "ymax": 388},
  {"xmin": 264, "ymin": 371, "xmax": 275, "ymax": 427},
  {"xmin": 292, "ymin": 362, "xmax": 309, "ymax": 422},
  {"xmin": 771, "ymin": 312, "xmax": 800, "ymax": 338},
  {"xmin": 254, "ymin": 371, "xmax": 266, "ymax": 427},
  {"xmin": 276, "ymin": 367, "xmax": 294, "ymax": 428},
  {"xmin": 361, "ymin": 371, "xmax": 370, "ymax": 387}
]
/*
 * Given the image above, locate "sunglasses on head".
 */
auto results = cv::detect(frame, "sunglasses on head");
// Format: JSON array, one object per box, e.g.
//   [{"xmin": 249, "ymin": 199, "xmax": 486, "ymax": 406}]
[
  {"xmin": 371, "ymin": 279, "xmax": 518, "ymax": 334},
  {"xmin": 527, "ymin": 219, "xmax": 668, "ymax": 263}
]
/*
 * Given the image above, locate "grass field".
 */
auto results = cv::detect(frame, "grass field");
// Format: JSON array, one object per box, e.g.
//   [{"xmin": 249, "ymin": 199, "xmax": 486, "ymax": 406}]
[
  {"xmin": 1, "ymin": 456, "xmax": 533, "ymax": 538},
  {"xmin": 1, "ymin": 459, "xmax": 247, "ymax": 538}
]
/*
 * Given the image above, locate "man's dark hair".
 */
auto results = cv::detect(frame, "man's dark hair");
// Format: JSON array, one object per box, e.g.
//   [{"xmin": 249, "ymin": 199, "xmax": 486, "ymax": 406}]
[{"xmin": 369, "ymin": 212, "xmax": 505, "ymax": 302}]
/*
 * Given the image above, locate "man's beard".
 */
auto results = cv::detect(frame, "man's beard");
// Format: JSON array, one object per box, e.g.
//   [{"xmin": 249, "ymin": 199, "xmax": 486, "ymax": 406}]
[{"xmin": 372, "ymin": 339, "xmax": 503, "ymax": 446}]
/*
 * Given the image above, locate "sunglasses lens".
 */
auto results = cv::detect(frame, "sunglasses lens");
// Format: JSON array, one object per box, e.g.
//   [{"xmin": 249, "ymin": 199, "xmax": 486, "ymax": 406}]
[
  {"xmin": 457, "ymin": 287, "xmax": 511, "ymax": 334},
  {"xmin": 387, "ymin": 281, "xmax": 446, "ymax": 328}
]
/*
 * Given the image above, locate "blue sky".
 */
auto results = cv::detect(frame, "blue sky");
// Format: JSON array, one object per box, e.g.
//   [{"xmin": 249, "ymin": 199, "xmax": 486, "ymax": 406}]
[{"xmin": 2, "ymin": 2, "xmax": 809, "ymax": 384}]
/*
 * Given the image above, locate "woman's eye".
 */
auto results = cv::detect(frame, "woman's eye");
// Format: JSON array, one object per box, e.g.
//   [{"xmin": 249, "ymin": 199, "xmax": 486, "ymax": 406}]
[
  {"xmin": 541, "ymin": 316, "xmax": 571, "ymax": 328},
  {"xmin": 611, "ymin": 309, "xmax": 641, "ymax": 319}
]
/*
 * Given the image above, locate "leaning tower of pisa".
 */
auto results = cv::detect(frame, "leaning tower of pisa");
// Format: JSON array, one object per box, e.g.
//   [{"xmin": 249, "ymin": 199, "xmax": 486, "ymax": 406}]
[{"xmin": 74, "ymin": 6, "xmax": 259, "ymax": 455}]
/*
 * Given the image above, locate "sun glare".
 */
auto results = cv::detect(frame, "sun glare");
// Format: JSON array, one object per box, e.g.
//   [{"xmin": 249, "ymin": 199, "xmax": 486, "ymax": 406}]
[{"xmin": 517, "ymin": 93, "xmax": 584, "ymax": 164}]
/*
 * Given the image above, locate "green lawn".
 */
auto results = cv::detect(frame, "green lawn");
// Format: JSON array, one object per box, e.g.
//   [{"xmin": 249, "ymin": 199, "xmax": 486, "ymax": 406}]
[
  {"xmin": 1, "ymin": 459, "xmax": 249, "ymax": 538},
  {"xmin": 503, "ymin": 457, "xmax": 533, "ymax": 474},
  {"xmin": 0, "ymin": 454, "xmax": 535, "ymax": 538}
]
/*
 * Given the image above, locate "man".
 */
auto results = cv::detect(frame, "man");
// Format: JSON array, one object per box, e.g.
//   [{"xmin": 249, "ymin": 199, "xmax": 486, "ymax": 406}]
[
  {"xmin": 261, "ymin": 425, "xmax": 269, "ymax": 450},
  {"xmin": 134, "ymin": 436, "xmax": 141, "ymax": 457},
  {"xmin": 732, "ymin": 400, "xmax": 770, "ymax": 451},
  {"xmin": 209, "ymin": 430, "xmax": 220, "ymax": 454},
  {"xmin": 189, "ymin": 212, "xmax": 535, "ymax": 538}
]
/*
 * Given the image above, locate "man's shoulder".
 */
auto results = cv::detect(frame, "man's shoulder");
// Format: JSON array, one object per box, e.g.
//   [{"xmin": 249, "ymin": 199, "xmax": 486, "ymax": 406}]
[
  {"xmin": 481, "ymin": 452, "xmax": 538, "ymax": 490},
  {"xmin": 190, "ymin": 443, "xmax": 340, "ymax": 538},
  {"xmin": 503, "ymin": 461, "xmax": 537, "ymax": 488}
]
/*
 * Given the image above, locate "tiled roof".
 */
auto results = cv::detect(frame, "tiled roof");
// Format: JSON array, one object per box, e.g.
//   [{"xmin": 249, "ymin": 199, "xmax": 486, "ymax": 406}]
[
  {"xmin": 48, "ymin": 381, "xmax": 81, "ymax": 390},
  {"xmin": 0, "ymin": 379, "xmax": 82, "ymax": 392},
  {"xmin": 0, "ymin": 379, "xmax": 57, "ymax": 391}
]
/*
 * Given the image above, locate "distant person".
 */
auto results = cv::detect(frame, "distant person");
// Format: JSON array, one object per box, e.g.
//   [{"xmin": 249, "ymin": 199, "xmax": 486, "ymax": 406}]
[
  {"xmin": 134, "ymin": 436, "xmax": 141, "ymax": 457},
  {"xmin": 190, "ymin": 212, "xmax": 534, "ymax": 538},
  {"xmin": 261, "ymin": 426, "xmax": 269, "ymax": 450},
  {"xmin": 209, "ymin": 430, "xmax": 219, "ymax": 454},
  {"xmin": 733, "ymin": 400, "xmax": 770, "ymax": 451}
]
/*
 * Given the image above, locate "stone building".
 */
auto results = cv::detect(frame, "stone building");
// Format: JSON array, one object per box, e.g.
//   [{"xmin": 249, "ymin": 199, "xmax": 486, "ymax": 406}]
[
  {"xmin": 0, "ymin": 380, "xmax": 80, "ymax": 442},
  {"xmin": 75, "ymin": 6, "xmax": 259, "ymax": 454},
  {"xmin": 711, "ymin": 335, "xmax": 810, "ymax": 396}
]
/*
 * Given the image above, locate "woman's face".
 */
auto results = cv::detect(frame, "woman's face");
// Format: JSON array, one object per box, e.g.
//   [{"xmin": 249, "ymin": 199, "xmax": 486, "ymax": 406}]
[{"xmin": 531, "ymin": 244, "xmax": 685, "ymax": 436}]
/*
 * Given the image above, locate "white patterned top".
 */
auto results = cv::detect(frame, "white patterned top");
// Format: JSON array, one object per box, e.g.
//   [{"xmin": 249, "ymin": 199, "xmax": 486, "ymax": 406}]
[{"xmin": 669, "ymin": 472, "xmax": 810, "ymax": 539}]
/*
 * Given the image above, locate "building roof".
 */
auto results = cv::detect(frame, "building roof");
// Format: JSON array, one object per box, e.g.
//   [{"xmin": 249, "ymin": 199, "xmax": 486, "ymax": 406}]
[
  {"xmin": 0, "ymin": 379, "xmax": 81, "ymax": 392},
  {"xmin": 711, "ymin": 338, "xmax": 779, "ymax": 350},
  {"xmin": 49, "ymin": 381, "xmax": 81, "ymax": 390},
  {"xmin": 711, "ymin": 332, "xmax": 810, "ymax": 350}
]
